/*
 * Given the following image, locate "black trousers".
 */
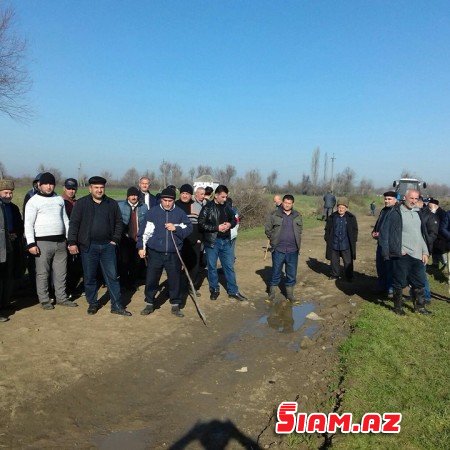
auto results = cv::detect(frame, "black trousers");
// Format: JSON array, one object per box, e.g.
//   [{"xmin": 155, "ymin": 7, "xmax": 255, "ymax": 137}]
[
  {"xmin": 119, "ymin": 237, "xmax": 140, "ymax": 286},
  {"xmin": 181, "ymin": 240, "xmax": 202, "ymax": 289},
  {"xmin": 330, "ymin": 249, "xmax": 353, "ymax": 280},
  {"xmin": 144, "ymin": 249, "xmax": 181, "ymax": 305},
  {"xmin": 391, "ymin": 254, "xmax": 425, "ymax": 290}
]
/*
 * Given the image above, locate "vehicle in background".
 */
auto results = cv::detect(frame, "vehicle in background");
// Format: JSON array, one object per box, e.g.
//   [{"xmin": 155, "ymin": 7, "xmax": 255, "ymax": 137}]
[{"xmin": 393, "ymin": 178, "xmax": 427, "ymax": 200}]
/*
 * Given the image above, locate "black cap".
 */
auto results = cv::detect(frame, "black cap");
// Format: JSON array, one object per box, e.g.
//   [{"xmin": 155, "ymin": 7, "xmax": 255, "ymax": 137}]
[
  {"xmin": 88, "ymin": 176, "xmax": 107, "ymax": 185},
  {"xmin": 34, "ymin": 173, "xmax": 43, "ymax": 183},
  {"xmin": 383, "ymin": 191, "xmax": 397, "ymax": 198},
  {"xmin": 428, "ymin": 198, "xmax": 439, "ymax": 205},
  {"xmin": 127, "ymin": 186, "xmax": 140, "ymax": 197},
  {"xmin": 179, "ymin": 184, "xmax": 193, "ymax": 195},
  {"xmin": 39, "ymin": 172, "xmax": 56, "ymax": 185},
  {"xmin": 64, "ymin": 178, "xmax": 78, "ymax": 189},
  {"xmin": 160, "ymin": 187, "xmax": 176, "ymax": 200}
]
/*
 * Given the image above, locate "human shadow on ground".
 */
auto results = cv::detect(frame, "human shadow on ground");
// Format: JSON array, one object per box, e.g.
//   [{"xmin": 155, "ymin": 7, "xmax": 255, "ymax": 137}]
[
  {"xmin": 169, "ymin": 419, "xmax": 262, "ymax": 450},
  {"xmin": 306, "ymin": 257, "xmax": 399, "ymax": 312}
]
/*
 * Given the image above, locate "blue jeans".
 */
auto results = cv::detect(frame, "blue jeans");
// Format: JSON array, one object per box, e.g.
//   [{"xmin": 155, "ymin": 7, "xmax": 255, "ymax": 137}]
[
  {"xmin": 205, "ymin": 238, "xmax": 239, "ymax": 295},
  {"xmin": 80, "ymin": 242, "xmax": 122, "ymax": 310},
  {"xmin": 270, "ymin": 250, "xmax": 299, "ymax": 287}
]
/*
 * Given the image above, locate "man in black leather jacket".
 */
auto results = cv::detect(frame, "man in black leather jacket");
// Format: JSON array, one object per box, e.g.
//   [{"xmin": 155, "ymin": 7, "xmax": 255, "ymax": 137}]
[{"xmin": 198, "ymin": 185, "xmax": 247, "ymax": 301}]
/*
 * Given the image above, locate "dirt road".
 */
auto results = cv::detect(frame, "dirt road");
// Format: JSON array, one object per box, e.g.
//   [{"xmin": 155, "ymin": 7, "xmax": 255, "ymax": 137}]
[{"xmin": 0, "ymin": 215, "xmax": 379, "ymax": 449}]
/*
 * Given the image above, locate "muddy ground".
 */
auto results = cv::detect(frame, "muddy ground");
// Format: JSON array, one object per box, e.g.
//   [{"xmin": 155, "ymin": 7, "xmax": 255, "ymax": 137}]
[{"xmin": 0, "ymin": 215, "xmax": 380, "ymax": 449}]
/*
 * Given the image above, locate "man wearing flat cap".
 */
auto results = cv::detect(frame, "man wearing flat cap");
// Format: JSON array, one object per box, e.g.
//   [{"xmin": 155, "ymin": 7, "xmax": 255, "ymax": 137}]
[
  {"xmin": 325, "ymin": 198, "xmax": 358, "ymax": 282},
  {"xmin": 118, "ymin": 187, "xmax": 148, "ymax": 290},
  {"xmin": 372, "ymin": 191, "xmax": 398, "ymax": 297},
  {"xmin": 68, "ymin": 176, "xmax": 131, "ymax": 316},
  {"xmin": 0, "ymin": 179, "xmax": 25, "ymax": 290},
  {"xmin": 24, "ymin": 172, "xmax": 76, "ymax": 310},
  {"xmin": 137, "ymin": 187, "xmax": 192, "ymax": 318}
]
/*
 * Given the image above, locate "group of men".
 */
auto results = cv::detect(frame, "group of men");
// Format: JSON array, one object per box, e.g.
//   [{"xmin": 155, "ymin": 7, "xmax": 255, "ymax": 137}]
[
  {"xmin": 0, "ymin": 174, "xmax": 246, "ymax": 322},
  {"xmin": 1, "ymin": 174, "xmax": 449, "ymax": 323},
  {"xmin": 373, "ymin": 189, "xmax": 449, "ymax": 315}
]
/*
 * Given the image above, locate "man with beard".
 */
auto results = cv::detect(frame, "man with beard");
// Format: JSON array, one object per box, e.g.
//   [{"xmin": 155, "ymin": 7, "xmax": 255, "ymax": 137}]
[
  {"xmin": 0, "ymin": 180, "xmax": 24, "ymax": 299},
  {"xmin": 379, "ymin": 189, "xmax": 431, "ymax": 315}
]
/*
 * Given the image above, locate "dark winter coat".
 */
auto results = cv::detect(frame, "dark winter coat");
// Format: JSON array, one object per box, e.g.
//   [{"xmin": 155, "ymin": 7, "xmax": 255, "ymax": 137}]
[
  {"xmin": 137, "ymin": 204, "xmax": 192, "ymax": 252},
  {"xmin": 438, "ymin": 210, "xmax": 450, "ymax": 252},
  {"xmin": 433, "ymin": 207, "xmax": 448, "ymax": 253},
  {"xmin": 378, "ymin": 204, "xmax": 429, "ymax": 259},
  {"xmin": 265, "ymin": 208, "xmax": 303, "ymax": 253},
  {"xmin": 420, "ymin": 208, "xmax": 440, "ymax": 249},
  {"xmin": 67, "ymin": 195, "xmax": 123, "ymax": 249},
  {"xmin": 325, "ymin": 211, "xmax": 358, "ymax": 260}
]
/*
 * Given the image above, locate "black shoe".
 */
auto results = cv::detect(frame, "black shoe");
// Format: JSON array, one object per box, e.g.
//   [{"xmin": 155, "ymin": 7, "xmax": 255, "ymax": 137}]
[
  {"xmin": 416, "ymin": 307, "xmax": 432, "ymax": 315},
  {"xmin": 140, "ymin": 304, "xmax": 154, "ymax": 315},
  {"xmin": 41, "ymin": 302, "xmax": 55, "ymax": 310},
  {"xmin": 210, "ymin": 291, "xmax": 220, "ymax": 301},
  {"xmin": 57, "ymin": 300, "xmax": 78, "ymax": 307},
  {"xmin": 111, "ymin": 308, "xmax": 132, "ymax": 316},
  {"xmin": 229, "ymin": 292, "xmax": 247, "ymax": 301},
  {"xmin": 0, "ymin": 316, "xmax": 9, "ymax": 322},
  {"xmin": 87, "ymin": 305, "xmax": 99, "ymax": 315},
  {"xmin": 171, "ymin": 305, "xmax": 184, "ymax": 317}
]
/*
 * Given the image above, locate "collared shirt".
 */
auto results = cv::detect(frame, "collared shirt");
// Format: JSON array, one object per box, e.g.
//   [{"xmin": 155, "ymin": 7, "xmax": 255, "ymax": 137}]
[{"xmin": 276, "ymin": 211, "xmax": 298, "ymax": 253}]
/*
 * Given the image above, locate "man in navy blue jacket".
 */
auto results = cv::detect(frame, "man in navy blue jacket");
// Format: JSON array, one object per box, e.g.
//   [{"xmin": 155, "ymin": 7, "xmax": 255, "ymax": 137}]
[{"xmin": 137, "ymin": 188, "xmax": 192, "ymax": 317}]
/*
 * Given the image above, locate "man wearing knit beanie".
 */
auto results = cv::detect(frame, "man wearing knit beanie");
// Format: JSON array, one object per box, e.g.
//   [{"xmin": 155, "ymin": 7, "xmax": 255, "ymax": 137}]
[{"xmin": 24, "ymin": 173, "xmax": 77, "ymax": 310}]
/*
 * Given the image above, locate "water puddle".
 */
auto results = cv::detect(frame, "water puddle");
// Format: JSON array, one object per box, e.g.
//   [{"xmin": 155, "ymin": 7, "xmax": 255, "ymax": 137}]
[
  {"xmin": 259, "ymin": 301, "xmax": 315, "ymax": 333},
  {"xmin": 92, "ymin": 428, "xmax": 153, "ymax": 450}
]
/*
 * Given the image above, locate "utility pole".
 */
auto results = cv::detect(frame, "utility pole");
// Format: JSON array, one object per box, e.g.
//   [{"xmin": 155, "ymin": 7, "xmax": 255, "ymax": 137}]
[
  {"xmin": 78, "ymin": 163, "xmax": 82, "ymax": 187},
  {"xmin": 330, "ymin": 153, "xmax": 336, "ymax": 192}
]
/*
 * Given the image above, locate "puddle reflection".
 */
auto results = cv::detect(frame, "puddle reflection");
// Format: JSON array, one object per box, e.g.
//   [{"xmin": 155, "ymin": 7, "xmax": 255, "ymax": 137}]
[{"xmin": 259, "ymin": 301, "xmax": 315, "ymax": 333}]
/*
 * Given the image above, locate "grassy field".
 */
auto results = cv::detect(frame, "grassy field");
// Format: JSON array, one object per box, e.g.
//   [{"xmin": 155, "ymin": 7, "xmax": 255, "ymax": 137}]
[{"xmin": 333, "ymin": 272, "xmax": 449, "ymax": 450}]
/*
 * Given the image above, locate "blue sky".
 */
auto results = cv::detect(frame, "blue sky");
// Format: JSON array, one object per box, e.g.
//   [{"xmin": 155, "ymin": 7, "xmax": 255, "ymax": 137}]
[{"xmin": 1, "ymin": 0, "xmax": 449, "ymax": 187}]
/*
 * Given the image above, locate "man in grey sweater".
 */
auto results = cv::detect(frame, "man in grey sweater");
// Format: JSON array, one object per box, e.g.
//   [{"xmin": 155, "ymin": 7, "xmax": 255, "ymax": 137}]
[
  {"xmin": 24, "ymin": 172, "xmax": 77, "ymax": 310},
  {"xmin": 379, "ymin": 189, "xmax": 431, "ymax": 315}
]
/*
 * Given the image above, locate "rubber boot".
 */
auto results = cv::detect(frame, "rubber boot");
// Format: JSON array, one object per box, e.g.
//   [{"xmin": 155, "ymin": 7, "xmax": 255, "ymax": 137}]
[
  {"xmin": 414, "ymin": 287, "xmax": 432, "ymax": 315},
  {"xmin": 268, "ymin": 285, "xmax": 276, "ymax": 301},
  {"xmin": 393, "ymin": 288, "xmax": 405, "ymax": 316},
  {"xmin": 286, "ymin": 286, "xmax": 296, "ymax": 303}
]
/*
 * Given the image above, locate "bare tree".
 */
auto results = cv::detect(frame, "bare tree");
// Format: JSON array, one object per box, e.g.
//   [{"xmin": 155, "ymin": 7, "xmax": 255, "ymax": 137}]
[
  {"xmin": 323, "ymin": 152, "xmax": 328, "ymax": 185},
  {"xmin": 37, "ymin": 163, "xmax": 62, "ymax": 184},
  {"xmin": 214, "ymin": 164, "xmax": 236, "ymax": 186},
  {"xmin": 0, "ymin": 5, "xmax": 31, "ymax": 119},
  {"xmin": 299, "ymin": 174, "xmax": 312, "ymax": 195},
  {"xmin": 0, "ymin": 161, "xmax": 6, "ymax": 179},
  {"xmin": 266, "ymin": 170, "xmax": 278, "ymax": 193},
  {"xmin": 169, "ymin": 163, "xmax": 184, "ymax": 188},
  {"xmin": 334, "ymin": 167, "xmax": 355, "ymax": 195},
  {"xmin": 196, "ymin": 165, "xmax": 214, "ymax": 177},
  {"xmin": 358, "ymin": 177, "xmax": 374, "ymax": 196},
  {"xmin": 159, "ymin": 160, "xmax": 171, "ymax": 187},
  {"xmin": 311, "ymin": 147, "xmax": 320, "ymax": 194},
  {"xmin": 121, "ymin": 167, "xmax": 140, "ymax": 186},
  {"xmin": 188, "ymin": 167, "xmax": 195, "ymax": 181},
  {"xmin": 100, "ymin": 170, "xmax": 113, "ymax": 181}
]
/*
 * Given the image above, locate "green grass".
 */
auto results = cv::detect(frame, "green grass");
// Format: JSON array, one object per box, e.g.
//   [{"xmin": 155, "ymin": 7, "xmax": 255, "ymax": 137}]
[{"xmin": 333, "ymin": 274, "xmax": 450, "ymax": 449}]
